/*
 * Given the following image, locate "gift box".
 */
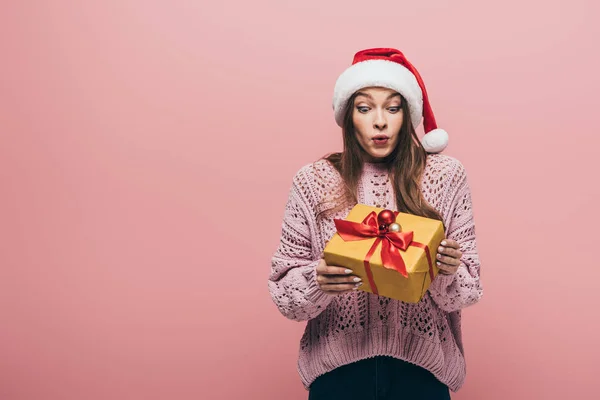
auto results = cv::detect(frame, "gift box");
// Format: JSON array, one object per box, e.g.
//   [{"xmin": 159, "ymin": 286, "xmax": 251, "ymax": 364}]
[{"xmin": 323, "ymin": 204, "xmax": 445, "ymax": 303}]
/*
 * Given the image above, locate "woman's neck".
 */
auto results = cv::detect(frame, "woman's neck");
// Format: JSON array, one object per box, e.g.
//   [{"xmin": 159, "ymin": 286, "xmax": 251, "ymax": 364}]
[{"xmin": 362, "ymin": 161, "xmax": 389, "ymax": 173}]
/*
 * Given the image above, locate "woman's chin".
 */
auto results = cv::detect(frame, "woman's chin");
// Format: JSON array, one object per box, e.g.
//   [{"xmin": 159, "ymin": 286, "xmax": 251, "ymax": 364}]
[{"xmin": 365, "ymin": 148, "xmax": 393, "ymax": 161}]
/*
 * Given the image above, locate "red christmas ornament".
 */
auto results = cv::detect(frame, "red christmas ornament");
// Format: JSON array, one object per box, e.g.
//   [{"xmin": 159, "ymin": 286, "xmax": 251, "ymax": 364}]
[{"xmin": 377, "ymin": 209, "xmax": 395, "ymax": 226}]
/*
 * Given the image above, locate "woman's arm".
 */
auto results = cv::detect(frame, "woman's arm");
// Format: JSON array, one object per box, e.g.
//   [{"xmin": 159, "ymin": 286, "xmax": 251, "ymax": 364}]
[
  {"xmin": 428, "ymin": 162, "xmax": 483, "ymax": 312},
  {"xmin": 268, "ymin": 169, "xmax": 334, "ymax": 321}
]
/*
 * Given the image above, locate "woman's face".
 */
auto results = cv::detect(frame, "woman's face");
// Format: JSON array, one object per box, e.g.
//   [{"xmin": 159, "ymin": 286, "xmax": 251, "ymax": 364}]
[{"xmin": 352, "ymin": 87, "xmax": 403, "ymax": 162}]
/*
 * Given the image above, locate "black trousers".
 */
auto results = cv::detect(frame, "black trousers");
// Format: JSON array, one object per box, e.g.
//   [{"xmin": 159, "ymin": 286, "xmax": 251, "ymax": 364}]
[{"xmin": 308, "ymin": 356, "xmax": 451, "ymax": 400}]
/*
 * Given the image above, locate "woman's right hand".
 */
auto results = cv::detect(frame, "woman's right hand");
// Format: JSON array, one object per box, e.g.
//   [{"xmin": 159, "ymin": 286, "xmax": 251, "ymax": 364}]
[{"xmin": 315, "ymin": 259, "xmax": 362, "ymax": 295}]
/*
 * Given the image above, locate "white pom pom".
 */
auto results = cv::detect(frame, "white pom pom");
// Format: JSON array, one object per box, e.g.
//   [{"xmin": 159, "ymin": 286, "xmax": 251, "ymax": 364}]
[{"xmin": 421, "ymin": 129, "xmax": 448, "ymax": 153}]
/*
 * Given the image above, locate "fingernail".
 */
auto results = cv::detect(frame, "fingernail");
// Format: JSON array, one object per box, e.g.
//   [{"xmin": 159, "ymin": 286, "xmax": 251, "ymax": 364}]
[
  {"xmin": 353, "ymin": 277, "xmax": 362, "ymax": 282},
  {"xmin": 345, "ymin": 269, "xmax": 353, "ymax": 274},
  {"xmin": 437, "ymin": 254, "xmax": 442, "ymax": 259},
  {"xmin": 441, "ymin": 240, "xmax": 447, "ymax": 246},
  {"xmin": 436, "ymin": 261, "xmax": 441, "ymax": 266},
  {"xmin": 438, "ymin": 246, "xmax": 444, "ymax": 252}
]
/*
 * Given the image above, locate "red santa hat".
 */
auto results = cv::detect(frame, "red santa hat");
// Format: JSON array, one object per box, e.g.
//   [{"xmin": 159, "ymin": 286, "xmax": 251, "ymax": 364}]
[{"xmin": 332, "ymin": 48, "xmax": 448, "ymax": 153}]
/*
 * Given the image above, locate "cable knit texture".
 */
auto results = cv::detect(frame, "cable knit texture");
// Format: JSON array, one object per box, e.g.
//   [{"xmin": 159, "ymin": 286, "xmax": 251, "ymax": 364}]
[{"xmin": 268, "ymin": 153, "xmax": 483, "ymax": 392}]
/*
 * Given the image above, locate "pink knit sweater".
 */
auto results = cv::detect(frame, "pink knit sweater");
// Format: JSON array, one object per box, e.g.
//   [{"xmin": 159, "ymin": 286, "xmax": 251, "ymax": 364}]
[{"xmin": 268, "ymin": 154, "xmax": 483, "ymax": 392}]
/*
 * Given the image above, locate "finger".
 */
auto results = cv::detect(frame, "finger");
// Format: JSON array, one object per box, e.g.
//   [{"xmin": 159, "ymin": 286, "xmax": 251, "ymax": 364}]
[
  {"xmin": 320, "ymin": 275, "xmax": 362, "ymax": 285},
  {"xmin": 320, "ymin": 282, "xmax": 361, "ymax": 292},
  {"xmin": 316, "ymin": 260, "xmax": 354, "ymax": 276},
  {"xmin": 437, "ymin": 246, "xmax": 462, "ymax": 259},
  {"xmin": 436, "ymin": 253, "xmax": 461, "ymax": 266},
  {"xmin": 317, "ymin": 274, "xmax": 360, "ymax": 284},
  {"xmin": 441, "ymin": 239, "xmax": 460, "ymax": 249},
  {"xmin": 437, "ymin": 262, "xmax": 459, "ymax": 274}
]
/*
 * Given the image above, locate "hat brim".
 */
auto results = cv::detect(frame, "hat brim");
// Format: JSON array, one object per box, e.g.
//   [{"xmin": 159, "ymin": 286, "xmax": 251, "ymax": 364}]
[{"xmin": 332, "ymin": 59, "xmax": 423, "ymax": 129}]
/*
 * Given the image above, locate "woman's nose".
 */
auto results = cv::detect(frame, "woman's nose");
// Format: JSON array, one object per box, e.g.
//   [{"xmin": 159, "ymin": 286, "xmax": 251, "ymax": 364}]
[{"xmin": 373, "ymin": 110, "xmax": 387, "ymax": 130}]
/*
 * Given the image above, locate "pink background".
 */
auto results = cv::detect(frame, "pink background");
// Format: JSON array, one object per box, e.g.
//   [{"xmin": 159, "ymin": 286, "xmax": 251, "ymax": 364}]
[{"xmin": 1, "ymin": 1, "xmax": 599, "ymax": 399}]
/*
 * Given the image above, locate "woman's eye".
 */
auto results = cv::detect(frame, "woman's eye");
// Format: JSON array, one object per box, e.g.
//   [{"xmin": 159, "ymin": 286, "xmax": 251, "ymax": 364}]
[
  {"xmin": 357, "ymin": 107, "xmax": 369, "ymax": 113},
  {"xmin": 388, "ymin": 107, "xmax": 401, "ymax": 113}
]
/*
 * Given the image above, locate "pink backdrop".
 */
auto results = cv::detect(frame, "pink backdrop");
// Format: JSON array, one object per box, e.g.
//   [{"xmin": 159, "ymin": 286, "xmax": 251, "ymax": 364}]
[{"xmin": 1, "ymin": 1, "xmax": 599, "ymax": 399}]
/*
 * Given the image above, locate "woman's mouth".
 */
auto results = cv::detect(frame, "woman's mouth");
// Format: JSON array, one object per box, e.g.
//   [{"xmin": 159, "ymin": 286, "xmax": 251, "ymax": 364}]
[{"xmin": 372, "ymin": 135, "xmax": 389, "ymax": 146}]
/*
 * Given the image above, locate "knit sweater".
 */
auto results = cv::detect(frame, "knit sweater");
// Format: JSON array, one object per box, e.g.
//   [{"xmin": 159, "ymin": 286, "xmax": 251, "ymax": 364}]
[{"xmin": 268, "ymin": 153, "xmax": 483, "ymax": 392}]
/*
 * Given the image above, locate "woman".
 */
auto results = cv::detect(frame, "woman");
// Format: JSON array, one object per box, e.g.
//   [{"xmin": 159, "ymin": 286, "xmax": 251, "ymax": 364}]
[{"xmin": 268, "ymin": 48, "xmax": 483, "ymax": 399}]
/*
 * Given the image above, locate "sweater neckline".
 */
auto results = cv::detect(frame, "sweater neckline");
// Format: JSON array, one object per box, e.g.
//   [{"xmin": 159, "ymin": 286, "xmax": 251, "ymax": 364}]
[{"xmin": 362, "ymin": 162, "xmax": 390, "ymax": 174}]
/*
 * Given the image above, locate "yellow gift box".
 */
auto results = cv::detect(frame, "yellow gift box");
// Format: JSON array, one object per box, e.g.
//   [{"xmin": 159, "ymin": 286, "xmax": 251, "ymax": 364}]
[{"xmin": 323, "ymin": 204, "xmax": 445, "ymax": 303}]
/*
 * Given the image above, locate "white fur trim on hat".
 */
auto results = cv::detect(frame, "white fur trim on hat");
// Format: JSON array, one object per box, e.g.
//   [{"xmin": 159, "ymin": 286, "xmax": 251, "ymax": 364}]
[
  {"xmin": 332, "ymin": 59, "xmax": 423, "ymax": 129},
  {"xmin": 421, "ymin": 128, "xmax": 448, "ymax": 153}
]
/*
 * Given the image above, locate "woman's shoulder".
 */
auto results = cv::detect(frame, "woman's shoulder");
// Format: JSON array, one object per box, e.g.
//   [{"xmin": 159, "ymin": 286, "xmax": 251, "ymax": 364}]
[
  {"xmin": 425, "ymin": 153, "xmax": 467, "ymax": 178},
  {"xmin": 425, "ymin": 152, "xmax": 465, "ymax": 169},
  {"xmin": 424, "ymin": 153, "xmax": 469, "ymax": 195},
  {"xmin": 292, "ymin": 158, "xmax": 340, "ymax": 186},
  {"xmin": 290, "ymin": 158, "xmax": 343, "ymax": 208}
]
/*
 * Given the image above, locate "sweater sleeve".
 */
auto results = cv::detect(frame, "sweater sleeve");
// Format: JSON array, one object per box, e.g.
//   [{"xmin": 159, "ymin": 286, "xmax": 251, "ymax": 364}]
[
  {"xmin": 428, "ymin": 162, "xmax": 483, "ymax": 313},
  {"xmin": 268, "ymin": 170, "xmax": 334, "ymax": 321}
]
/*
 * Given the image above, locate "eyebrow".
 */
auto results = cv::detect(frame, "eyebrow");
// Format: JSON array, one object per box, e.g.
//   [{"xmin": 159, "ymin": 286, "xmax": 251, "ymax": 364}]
[{"xmin": 355, "ymin": 91, "xmax": 401, "ymax": 100}]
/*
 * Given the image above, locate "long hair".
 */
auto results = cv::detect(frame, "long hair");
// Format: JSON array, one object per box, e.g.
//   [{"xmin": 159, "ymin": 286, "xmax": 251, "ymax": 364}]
[{"xmin": 316, "ymin": 91, "xmax": 444, "ymax": 226}]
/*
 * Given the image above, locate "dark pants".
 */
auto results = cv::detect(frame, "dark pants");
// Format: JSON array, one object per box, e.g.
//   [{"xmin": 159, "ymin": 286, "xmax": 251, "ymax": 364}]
[{"xmin": 308, "ymin": 356, "xmax": 451, "ymax": 400}]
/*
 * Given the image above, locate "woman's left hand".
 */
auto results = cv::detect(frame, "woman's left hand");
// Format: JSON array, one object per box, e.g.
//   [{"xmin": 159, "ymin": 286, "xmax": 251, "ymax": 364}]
[{"xmin": 436, "ymin": 239, "xmax": 462, "ymax": 275}]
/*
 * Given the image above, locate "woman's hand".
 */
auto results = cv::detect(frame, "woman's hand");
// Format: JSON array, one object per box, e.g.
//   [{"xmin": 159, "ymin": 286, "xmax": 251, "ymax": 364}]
[
  {"xmin": 315, "ymin": 259, "xmax": 362, "ymax": 295},
  {"xmin": 436, "ymin": 239, "xmax": 462, "ymax": 275}
]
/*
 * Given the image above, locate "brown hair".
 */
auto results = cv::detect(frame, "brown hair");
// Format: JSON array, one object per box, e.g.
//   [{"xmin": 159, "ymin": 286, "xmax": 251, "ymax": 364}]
[{"xmin": 316, "ymin": 91, "xmax": 444, "ymax": 227}]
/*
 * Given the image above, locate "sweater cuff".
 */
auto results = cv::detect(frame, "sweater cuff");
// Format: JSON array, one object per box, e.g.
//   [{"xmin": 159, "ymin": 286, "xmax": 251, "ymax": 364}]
[
  {"xmin": 431, "ymin": 272, "xmax": 456, "ymax": 291},
  {"xmin": 303, "ymin": 262, "xmax": 333, "ymax": 307}
]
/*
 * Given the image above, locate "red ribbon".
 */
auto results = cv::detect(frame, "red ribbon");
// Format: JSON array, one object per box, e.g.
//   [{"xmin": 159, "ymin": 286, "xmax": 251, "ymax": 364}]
[{"xmin": 333, "ymin": 211, "xmax": 435, "ymax": 296}]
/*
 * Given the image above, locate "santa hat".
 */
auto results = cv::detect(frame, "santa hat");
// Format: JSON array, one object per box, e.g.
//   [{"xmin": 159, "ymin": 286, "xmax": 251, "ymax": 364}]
[{"xmin": 332, "ymin": 48, "xmax": 448, "ymax": 153}]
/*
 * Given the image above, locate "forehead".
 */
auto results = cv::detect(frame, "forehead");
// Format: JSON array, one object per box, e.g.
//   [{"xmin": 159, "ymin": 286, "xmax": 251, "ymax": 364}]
[{"xmin": 355, "ymin": 86, "xmax": 400, "ymax": 99}]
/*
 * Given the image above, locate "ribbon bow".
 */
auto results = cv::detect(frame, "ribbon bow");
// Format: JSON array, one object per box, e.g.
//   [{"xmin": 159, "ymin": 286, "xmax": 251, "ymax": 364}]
[{"xmin": 334, "ymin": 211, "xmax": 412, "ymax": 278}]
